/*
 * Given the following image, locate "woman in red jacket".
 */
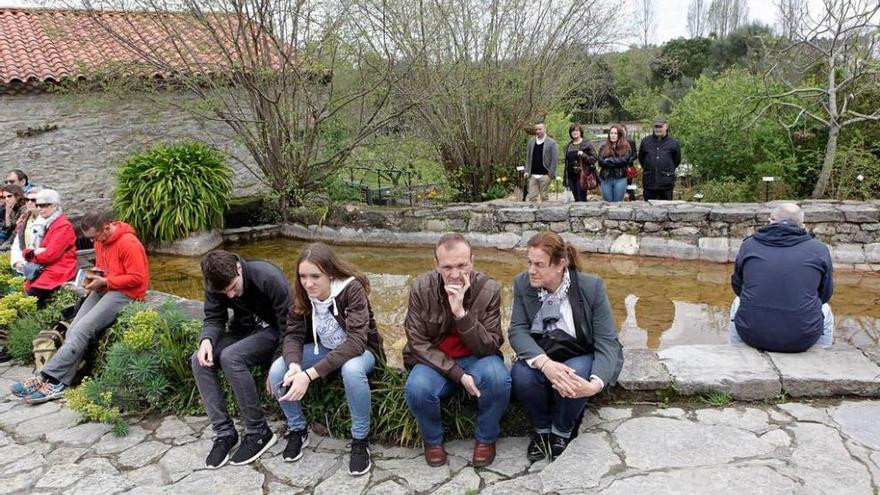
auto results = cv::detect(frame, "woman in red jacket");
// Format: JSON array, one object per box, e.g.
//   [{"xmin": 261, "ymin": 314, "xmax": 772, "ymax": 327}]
[{"xmin": 22, "ymin": 189, "xmax": 77, "ymax": 308}]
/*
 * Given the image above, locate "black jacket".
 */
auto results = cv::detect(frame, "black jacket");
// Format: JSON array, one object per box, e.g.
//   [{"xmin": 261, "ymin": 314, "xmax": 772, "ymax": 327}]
[
  {"xmin": 731, "ymin": 223, "xmax": 834, "ymax": 353},
  {"xmin": 597, "ymin": 142, "xmax": 635, "ymax": 181},
  {"xmin": 199, "ymin": 257, "xmax": 291, "ymax": 344},
  {"xmin": 638, "ymin": 133, "xmax": 681, "ymax": 190},
  {"xmin": 563, "ymin": 140, "xmax": 596, "ymax": 186}
]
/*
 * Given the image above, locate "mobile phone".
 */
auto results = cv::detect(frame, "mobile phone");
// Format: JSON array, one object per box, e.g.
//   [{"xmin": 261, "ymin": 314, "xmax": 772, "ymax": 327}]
[{"xmin": 276, "ymin": 381, "xmax": 290, "ymax": 397}]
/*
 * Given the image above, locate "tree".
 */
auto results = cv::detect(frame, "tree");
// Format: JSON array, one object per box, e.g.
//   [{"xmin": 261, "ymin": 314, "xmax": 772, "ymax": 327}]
[
  {"xmin": 635, "ymin": 0, "xmax": 657, "ymax": 48},
  {"xmin": 708, "ymin": 0, "xmax": 749, "ymax": 37},
  {"xmin": 67, "ymin": 0, "xmax": 417, "ymax": 208},
  {"xmin": 368, "ymin": 0, "xmax": 622, "ymax": 201},
  {"xmin": 776, "ymin": 0, "xmax": 808, "ymax": 39},
  {"xmin": 755, "ymin": 0, "xmax": 880, "ymax": 197},
  {"xmin": 688, "ymin": 0, "xmax": 709, "ymax": 38}
]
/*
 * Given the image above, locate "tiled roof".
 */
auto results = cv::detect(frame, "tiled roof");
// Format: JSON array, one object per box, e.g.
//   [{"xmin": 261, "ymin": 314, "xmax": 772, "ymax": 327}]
[{"xmin": 0, "ymin": 7, "xmax": 242, "ymax": 85}]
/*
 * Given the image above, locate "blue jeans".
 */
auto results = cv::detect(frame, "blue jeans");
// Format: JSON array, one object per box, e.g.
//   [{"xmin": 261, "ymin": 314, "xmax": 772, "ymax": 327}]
[
  {"xmin": 511, "ymin": 354, "xmax": 594, "ymax": 439},
  {"xmin": 404, "ymin": 355, "xmax": 511, "ymax": 446},
  {"xmin": 728, "ymin": 297, "xmax": 834, "ymax": 347},
  {"xmin": 600, "ymin": 177, "xmax": 627, "ymax": 202},
  {"xmin": 268, "ymin": 343, "xmax": 376, "ymax": 440}
]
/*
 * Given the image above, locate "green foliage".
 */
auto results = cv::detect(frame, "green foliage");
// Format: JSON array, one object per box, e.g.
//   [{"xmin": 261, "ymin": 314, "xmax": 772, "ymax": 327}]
[
  {"xmin": 114, "ymin": 142, "xmax": 232, "ymax": 243},
  {"xmin": 700, "ymin": 390, "xmax": 733, "ymax": 407},
  {"xmin": 827, "ymin": 135, "xmax": 880, "ymax": 200},
  {"xmin": 622, "ymin": 87, "xmax": 667, "ymax": 123},
  {"xmin": 65, "ymin": 378, "xmax": 127, "ymax": 435},
  {"xmin": 7, "ymin": 288, "xmax": 79, "ymax": 363},
  {"xmin": 692, "ymin": 179, "xmax": 757, "ymax": 202},
  {"xmin": 652, "ymin": 37, "xmax": 713, "ymax": 85},
  {"xmin": 671, "ymin": 71, "xmax": 793, "ymax": 182},
  {"xmin": 324, "ymin": 175, "xmax": 364, "ymax": 204}
]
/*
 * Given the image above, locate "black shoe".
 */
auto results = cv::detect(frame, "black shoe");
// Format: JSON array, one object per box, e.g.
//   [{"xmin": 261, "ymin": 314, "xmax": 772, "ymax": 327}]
[
  {"xmin": 282, "ymin": 429, "xmax": 309, "ymax": 462},
  {"xmin": 229, "ymin": 429, "xmax": 277, "ymax": 466},
  {"xmin": 205, "ymin": 434, "xmax": 238, "ymax": 469},
  {"xmin": 550, "ymin": 434, "xmax": 569, "ymax": 460},
  {"xmin": 0, "ymin": 346, "xmax": 12, "ymax": 363},
  {"xmin": 349, "ymin": 438, "xmax": 371, "ymax": 476},
  {"xmin": 527, "ymin": 433, "xmax": 551, "ymax": 462}
]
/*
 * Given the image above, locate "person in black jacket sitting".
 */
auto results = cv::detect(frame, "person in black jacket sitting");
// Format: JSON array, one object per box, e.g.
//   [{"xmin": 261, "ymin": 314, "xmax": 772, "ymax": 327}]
[
  {"xmin": 729, "ymin": 203, "xmax": 834, "ymax": 352},
  {"xmin": 638, "ymin": 117, "xmax": 681, "ymax": 201},
  {"xmin": 192, "ymin": 250, "xmax": 291, "ymax": 469}
]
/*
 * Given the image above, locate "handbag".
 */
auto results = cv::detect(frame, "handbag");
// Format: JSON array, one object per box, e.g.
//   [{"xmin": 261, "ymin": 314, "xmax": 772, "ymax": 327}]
[
  {"xmin": 578, "ymin": 158, "xmax": 599, "ymax": 191},
  {"xmin": 626, "ymin": 165, "xmax": 639, "ymax": 180},
  {"xmin": 23, "ymin": 262, "xmax": 45, "ymax": 282},
  {"xmin": 532, "ymin": 327, "xmax": 591, "ymax": 362}
]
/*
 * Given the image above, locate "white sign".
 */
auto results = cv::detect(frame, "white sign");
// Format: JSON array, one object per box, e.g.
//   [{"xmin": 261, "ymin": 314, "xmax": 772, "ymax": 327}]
[
  {"xmin": 516, "ymin": 166, "xmax": 525, "ymax": 171},
  {"xmin": 762, "ymin": 176, "xmax": 775, "ymax": 182}
]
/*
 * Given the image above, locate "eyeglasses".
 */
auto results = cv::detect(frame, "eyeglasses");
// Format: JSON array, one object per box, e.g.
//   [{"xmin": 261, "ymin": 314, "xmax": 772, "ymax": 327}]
[
  {"xmin": 25, "ymin": 198, "xmax": 37, "ymax": 203},
  {"xmin": 36, "ymin": 203, "xmax": 52, "ymax": 208}
]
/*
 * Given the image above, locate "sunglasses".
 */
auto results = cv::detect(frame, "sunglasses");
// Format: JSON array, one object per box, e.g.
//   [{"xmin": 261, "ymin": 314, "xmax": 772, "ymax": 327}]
[
  {"xmin": 2, "ymin": 195, "xmax": 14, "ymax": 199},
  {"xmin": 26, "ymin": 198, "xmax": 37, "ymax": 203},
  {"xmin": 36, "ymin": 203, "xmax": 52, "ymax": 208},
  {"xmin": 4, "ymin": 180, "xmax": 16, "ymax": 185}
]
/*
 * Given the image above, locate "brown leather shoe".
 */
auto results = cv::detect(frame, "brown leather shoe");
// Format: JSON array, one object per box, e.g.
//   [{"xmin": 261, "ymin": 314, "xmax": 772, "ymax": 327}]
[
  {"xmin": 424, "ymin": 444, "xmax": 447, "ymax": 467},
  {"xmin": 472, "ymin": 441, "xmax": 496, "ymax": 467}
]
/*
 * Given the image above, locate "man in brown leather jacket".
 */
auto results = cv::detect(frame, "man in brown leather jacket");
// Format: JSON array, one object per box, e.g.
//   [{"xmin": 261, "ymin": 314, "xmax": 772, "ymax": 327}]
[{"xmin": 403, "ymin": 233, "xmax": 511, "ymax": 468}]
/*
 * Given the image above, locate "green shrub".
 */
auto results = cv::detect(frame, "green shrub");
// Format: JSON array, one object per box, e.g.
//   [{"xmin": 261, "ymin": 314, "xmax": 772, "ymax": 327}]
[
  {"xmin": 693, "ymin": 179, "xmax": 757, "ymax": 202},
  {"xmin": 828, "ymin": 136, "xmax": 880, "ymax": 200},
  {"xmin": 114, "ymin": 142, "xmax": 232, "ymax": 243},
  {"xmin": 7, "ymin": 288, "xmax": 79, "ymax": 363}
]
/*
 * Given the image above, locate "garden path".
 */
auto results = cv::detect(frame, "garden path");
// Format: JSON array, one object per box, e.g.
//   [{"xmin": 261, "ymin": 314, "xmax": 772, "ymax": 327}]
[{"xmin": 2, "ymin": 361, "xmax": 880, "ymax": 494}]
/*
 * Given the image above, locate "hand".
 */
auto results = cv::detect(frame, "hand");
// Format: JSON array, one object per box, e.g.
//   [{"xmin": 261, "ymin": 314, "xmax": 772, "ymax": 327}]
[
  {"xmin": 444, "ymin": 274, "xmax": 470, "ymax": 320},
  {"xmin": 541, "ymin": 360, "xmax": 580, "ymax": 396},
  {"xmin": 13, "ymin": 262, "xmax": 23, "ymax": 271},
  {"xmin": 84, "ymin": 276, "xmax": 108, "ymax": 291},
  {"xmin": 552, "ymin": 374, "xmax": 600, "ymax": 399},
  {"xmin": 460, "ymin": 374, "xmax": 481, "ymax": 398},
  {"xmin": 265, "ymin": 376, "xmax": 273, "ymax": 397},
  {"xmin": 577, "ymin": 150, "xmax": 584, "ymax": 156},
  {"xmin": 197, "ymin": 339, "xmax": 214, "ymax": 367},
  {"xmin": 282, "ymin": 362, "xmax": 302, "ymax": 387},
  {"xmin": 280, "ymin": 372, "xmax": 310, "ymax": 402},
  {"xmin": 34, "ymin": 247, "xmax": 46, "ymax": 255}
]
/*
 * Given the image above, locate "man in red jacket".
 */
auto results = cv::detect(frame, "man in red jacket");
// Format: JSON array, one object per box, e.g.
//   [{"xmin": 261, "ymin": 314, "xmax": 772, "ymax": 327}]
[{"xmin": 10, "ymin": 209, "xmax": 150, "ymax": 404}]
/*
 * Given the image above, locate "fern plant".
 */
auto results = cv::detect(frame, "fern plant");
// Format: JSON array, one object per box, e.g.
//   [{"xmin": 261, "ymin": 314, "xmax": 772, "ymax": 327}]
[{"xmin": 114, "ymin": 142, "xmax": 233, "ymax": 243}]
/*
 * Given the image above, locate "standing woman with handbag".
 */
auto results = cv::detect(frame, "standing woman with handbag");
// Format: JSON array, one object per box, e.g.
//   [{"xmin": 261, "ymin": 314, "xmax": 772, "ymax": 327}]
[
  {"xmin": 597, "ymin": 124, "xmax": 633, "ymax": 202},
  {"xmin": 508, "ymin": 231, "xmax": 623, "ymax": 462},
  {"xmin": 21, "ymin": 189, "xmax": 77, "ymax": 309},
  {"xmin": 562, "ymin": 123, "xmax": 596, "ymax": 202}
]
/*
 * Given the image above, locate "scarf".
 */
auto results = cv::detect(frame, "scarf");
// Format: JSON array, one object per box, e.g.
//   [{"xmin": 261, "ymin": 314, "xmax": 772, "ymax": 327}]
[
  {"xmin": 30, "ymin": 208, "xmax": 63, "ymax": 249},
  {"xmin": 530, "ymin": 269, "xmax": 571, "ymax": 334}
]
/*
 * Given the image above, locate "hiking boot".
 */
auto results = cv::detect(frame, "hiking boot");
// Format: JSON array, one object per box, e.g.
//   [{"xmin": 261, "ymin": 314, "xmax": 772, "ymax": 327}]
[
  {"xmin": 550, "ymin": 433, "xmax": 570, "ymax": 460},
  {"xmin": 205, "ymin": 434, "xmax": 239, "ymax": 469},
  {"xmin": 526, "ymin": 433, "xmax": 551, "ymax": 462},
  {"xmin": 349, "ymin": 438, "xmax": 371, "ymax": 476},
  {"xmin": 282, "ymin": 429, "xmax": 309, "ymax": 462},
  {"xmin": 229, "ymin": 429, "xmax": 276, "ymax": 465},
  {"xmin": 23, "ymin": 380, "xmax": 66, "ymax": 404},
  {"xmin": 10, "ymin": 375, "xmax": 45, "ymax": 397}
]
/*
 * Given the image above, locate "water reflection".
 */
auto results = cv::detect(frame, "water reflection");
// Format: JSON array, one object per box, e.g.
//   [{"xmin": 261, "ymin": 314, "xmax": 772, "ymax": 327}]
[{"xmin": 148, "ymin": 238, "xmax": 880, "ymax": 367}]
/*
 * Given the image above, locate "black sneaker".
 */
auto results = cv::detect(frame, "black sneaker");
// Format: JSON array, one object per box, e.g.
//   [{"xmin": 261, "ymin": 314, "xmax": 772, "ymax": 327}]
[
  {"xmin": 348, "ymin": 438, "xmax": 371, "ymax": 476},
  {"xmin": 0, "ymin": 346, "xmax": 12, "ymax": 363},
  {"xmin": 205, "ymin": 434, "xmax": 239, "ymax": 469},
  {"xmin": 550, "ymin": 434, "xmax": 569, "ymax": 460},
  {"xmin": 526, "ymin": 432, "xmax": 551, "ymax": 462},
  {"xmin": 282, "ymin": 429, "xmax": 309, "ymax": 462},
  {"xmin": 229, "ymin": 429, "xmax": 277, "ymax": 466}
]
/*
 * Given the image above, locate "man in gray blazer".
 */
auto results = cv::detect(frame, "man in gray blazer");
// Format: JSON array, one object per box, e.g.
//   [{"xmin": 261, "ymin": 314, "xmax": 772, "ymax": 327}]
[{"xmin": 524, "ymin": 122, "xmax": 559, "ymax": 202}]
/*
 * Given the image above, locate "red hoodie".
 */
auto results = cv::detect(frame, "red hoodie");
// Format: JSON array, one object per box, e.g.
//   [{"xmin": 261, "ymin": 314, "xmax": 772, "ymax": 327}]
[{"xmin": 95, "ymin": 222, "xmax": 149, "ymax": 300}]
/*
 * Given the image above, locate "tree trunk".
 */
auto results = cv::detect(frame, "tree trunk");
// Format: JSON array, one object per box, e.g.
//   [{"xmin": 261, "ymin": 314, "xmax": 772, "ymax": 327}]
[{"xmin": 812, "ymin": 123, "xmax": 839, "ymax": 198}]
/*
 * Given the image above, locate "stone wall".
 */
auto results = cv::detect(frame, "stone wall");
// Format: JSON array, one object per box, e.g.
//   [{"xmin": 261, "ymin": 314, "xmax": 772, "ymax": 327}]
[
  {"xmin": 0, "ymin": 93, "xmax": 265, "ymax": 217},
  {"xmin": 282, "ymin": 200, "xmax": 880, "ymax": 270}
]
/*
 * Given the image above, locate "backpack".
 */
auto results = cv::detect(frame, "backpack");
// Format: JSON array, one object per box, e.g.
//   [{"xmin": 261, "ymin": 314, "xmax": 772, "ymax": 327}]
[{"xmin": 33, "ymin": 321, "xmax": 69, "ymax": 372}]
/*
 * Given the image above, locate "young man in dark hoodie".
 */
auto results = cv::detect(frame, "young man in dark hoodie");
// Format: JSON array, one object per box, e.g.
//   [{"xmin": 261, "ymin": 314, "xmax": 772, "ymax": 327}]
[
  {"xmin": 729, "ymin": 203, "xmax": 834, "ymax": 352},
  {"xmin": 10, "ymin": 210, "xmax": 149, "ymax": 403},
  {"xmin": 192, "ymin": 250, "xmax": 290, "ymax": 469}
]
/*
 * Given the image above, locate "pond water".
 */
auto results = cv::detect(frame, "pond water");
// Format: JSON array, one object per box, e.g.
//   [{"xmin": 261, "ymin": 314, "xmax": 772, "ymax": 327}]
[{"xmin": 148, "ymin": 239, "xmax": 880, "ymax": 368}]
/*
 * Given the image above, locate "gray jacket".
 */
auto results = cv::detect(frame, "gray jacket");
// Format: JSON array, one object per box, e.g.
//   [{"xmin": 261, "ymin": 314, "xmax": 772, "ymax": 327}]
[
  {"xmin": 508, "ymin": 269, "xmax": 624, "ymax": 386},
  {"xmin": 525, "ymin": 136, "xmax": 559, "ymax": 178}
]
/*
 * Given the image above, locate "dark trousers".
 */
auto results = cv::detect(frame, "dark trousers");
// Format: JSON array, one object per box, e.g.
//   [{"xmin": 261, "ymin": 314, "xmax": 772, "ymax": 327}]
[
  {"xmin": 643, "ymin": 188, "xmax": 673, "ymax": 201},
  {"xmin": 567, "ymin": 173, "xmax": 588, "ymax": 202},
  {"xmin": 191, "ymin": 328, "xmax": 278, "ymax": 438},
  {"xmin": 27, "ymin": 287, "xmax": 57, "ymax": 309},
  {"xmin": 511, "ymin": 354, "xmax": 594, "ymax": 439}
]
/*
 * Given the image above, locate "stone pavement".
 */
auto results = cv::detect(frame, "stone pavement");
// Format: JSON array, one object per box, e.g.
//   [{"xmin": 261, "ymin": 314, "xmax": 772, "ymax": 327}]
[{"xmin": 2, "ymin": 361, "xmax": 880, "ymax": 494}]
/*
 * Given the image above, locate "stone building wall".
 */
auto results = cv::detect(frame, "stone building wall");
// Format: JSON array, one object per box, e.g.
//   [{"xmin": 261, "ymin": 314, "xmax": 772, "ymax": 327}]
[
  {"xmin": 282, "ymin": 200, "xmax": 880, "ymax": 269},
  {"xmin": 0, "ymin": 93, "xmax": 264, "ymax": 217}
]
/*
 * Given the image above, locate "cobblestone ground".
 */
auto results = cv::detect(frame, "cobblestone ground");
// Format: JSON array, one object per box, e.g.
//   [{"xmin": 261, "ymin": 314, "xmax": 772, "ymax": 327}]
[{"xmin": 1, "ymin": 361, "xmax": 879, "ymax": 494}]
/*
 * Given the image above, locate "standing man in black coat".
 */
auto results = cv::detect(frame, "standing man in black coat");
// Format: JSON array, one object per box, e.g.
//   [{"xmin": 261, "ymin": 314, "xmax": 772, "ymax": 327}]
[{"xmin": 638, "ymin": 117, "xmax": 681, "ymax": 201}]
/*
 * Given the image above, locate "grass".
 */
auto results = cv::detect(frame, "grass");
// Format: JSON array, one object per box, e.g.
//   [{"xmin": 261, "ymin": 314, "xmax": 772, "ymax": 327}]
[{"xmin": 699, "ymin": 390, "xmax": 734, "ymax": 407}]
